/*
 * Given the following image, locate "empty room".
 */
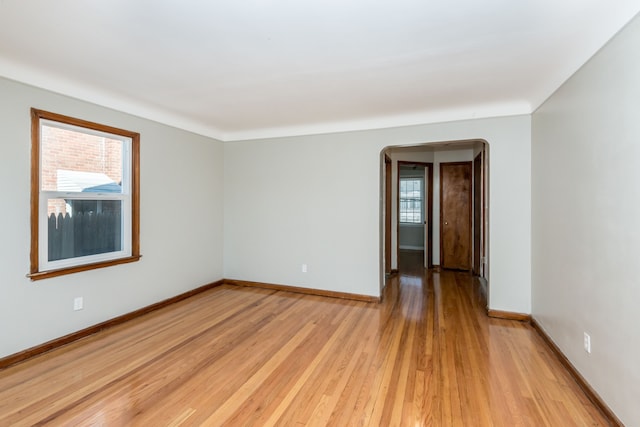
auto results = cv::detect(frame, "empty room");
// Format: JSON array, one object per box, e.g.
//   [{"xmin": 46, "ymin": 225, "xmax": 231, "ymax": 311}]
[{"xmin": 1, "ymin": 1, "xmax": 639, "ymax": 425}]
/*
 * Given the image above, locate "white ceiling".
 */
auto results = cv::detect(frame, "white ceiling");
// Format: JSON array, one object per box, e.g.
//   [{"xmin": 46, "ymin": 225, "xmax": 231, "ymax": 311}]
[{"xmin": 1, "ymin": 1, "xmax": 638, "ymax": 141}]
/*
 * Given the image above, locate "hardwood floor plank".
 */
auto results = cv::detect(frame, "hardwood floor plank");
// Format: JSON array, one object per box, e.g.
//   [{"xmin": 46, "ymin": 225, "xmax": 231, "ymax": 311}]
[
  {"xmin": 202, "ymin": 321, "xmax": 317, "ymax": 425},
  {"xmin": 0, "ymin": 253, "xmax": 613, "ymax": 426},
  {"xmin": 0, "ymin": 291, "xmax": 250, "ymax": 424},
  {"xmin": 167, "ymin": 407, "xmax": 196, "ymax": 427},
  {"xmin": 36, "ymin": 288, "xmax": 287, "ymax": 426},
  {"xmin": 222, "ymin": 300, "xmax": 358, "ymax": 426},
  {"xmin": 132, "ymin": 293, "xmax": 318, "ymax": 426},
  {"xmin": 261, "ymin": 304, "xmax": 366, "ymax": 425}
]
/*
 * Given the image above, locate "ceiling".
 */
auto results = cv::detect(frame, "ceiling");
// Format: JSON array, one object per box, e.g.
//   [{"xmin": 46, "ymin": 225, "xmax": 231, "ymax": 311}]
[{"xmin": 1, "ymin": 1, "xmax": 638, "ymax": 142}]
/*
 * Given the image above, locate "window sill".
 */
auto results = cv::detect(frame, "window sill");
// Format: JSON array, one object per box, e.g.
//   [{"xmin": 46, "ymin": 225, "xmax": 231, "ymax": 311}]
[{"xmin": 27, "ymin": 255, "xmax": 142, "ymax": 281}]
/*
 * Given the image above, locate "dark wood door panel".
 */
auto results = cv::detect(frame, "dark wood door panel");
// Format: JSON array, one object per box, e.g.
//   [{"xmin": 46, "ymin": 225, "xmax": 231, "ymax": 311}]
[{"xmin": 440, "ymin": 162, "xmax": 472, "ymax": 271}]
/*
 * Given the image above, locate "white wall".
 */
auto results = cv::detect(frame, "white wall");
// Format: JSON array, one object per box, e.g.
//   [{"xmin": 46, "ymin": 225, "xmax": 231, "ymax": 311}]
[
  {"xmin": 532, "ymin": 13, "xmax": 640, "ymax": 426},
  {"xmin": 0, "ymin": 77, "xmax": 224, "ymax": 358},
  {"xmin": 224, "ymin": 115, "xmax": 531, "ymax": 313}
]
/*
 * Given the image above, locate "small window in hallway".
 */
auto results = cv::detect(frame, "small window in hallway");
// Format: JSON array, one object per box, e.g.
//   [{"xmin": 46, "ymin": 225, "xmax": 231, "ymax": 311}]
[{"xmin": 399, "ymin": 178, "xmax": 423, "ymax": 223}]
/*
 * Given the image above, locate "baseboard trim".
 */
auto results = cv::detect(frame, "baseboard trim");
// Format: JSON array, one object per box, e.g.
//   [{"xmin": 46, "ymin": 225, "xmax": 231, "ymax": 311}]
[
  {"xmin": 0, "ymin": 279, "xmax": 225, "ymax": 370},
  {"xmin": 224, "ymin": 279, "xmax": 380, "ymax": 303},
  {"xmin": 530, "ymin": 318, "xmax": 622, "ymax": 427},
  {"xmin": 487, "ymin": 309, "xmax": 531, "ymax": 322}
]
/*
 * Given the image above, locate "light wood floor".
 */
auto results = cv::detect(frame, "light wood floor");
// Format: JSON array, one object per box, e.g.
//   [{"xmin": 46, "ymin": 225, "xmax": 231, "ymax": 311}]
[{"xmin": 0, "ymin": 252, "xmax": 608, "ymax": 426}]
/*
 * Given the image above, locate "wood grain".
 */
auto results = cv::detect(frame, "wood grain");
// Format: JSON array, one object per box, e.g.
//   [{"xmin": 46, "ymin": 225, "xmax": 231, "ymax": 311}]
[
  {"xmin": 440, "ymin": 161, "xmax": 472, "ymax": 271},
  {"xmin": 0, "ymin": 253, "xmax": 611, "ymax": 425}
]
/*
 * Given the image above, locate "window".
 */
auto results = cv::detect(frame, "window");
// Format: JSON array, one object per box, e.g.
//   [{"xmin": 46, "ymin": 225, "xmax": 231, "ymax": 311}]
[
  {"xmin": 30, "ymin": 109, "xmax": 140, "ymax": 280},
  {"xmin": 399, "ymin": 178, "xmax": 423, "ymax": 223}
]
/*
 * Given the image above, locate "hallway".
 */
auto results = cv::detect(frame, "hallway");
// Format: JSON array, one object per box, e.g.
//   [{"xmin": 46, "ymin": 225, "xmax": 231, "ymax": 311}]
[{"xmin": 387, "ymin": 249, "xmax": 607, "ymax": 425}]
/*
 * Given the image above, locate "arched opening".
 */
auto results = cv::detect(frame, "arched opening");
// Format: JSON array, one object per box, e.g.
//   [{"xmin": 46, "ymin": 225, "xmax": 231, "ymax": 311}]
[{"xmin": 380, "ymin": 139, "xmax": 489, "ymax": 301}]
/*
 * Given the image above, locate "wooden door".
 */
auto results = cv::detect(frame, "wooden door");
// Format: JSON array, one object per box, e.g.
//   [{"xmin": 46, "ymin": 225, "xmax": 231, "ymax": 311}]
[{"xmin": 440, "ymin": 162, "xmax": 472, "ymax": 271}]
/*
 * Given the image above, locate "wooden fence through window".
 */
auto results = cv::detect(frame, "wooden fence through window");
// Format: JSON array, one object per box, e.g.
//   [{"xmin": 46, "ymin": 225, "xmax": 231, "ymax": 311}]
[{"xmin": 48, "ymin": 212, "xmax": 122, "ymax": 261}]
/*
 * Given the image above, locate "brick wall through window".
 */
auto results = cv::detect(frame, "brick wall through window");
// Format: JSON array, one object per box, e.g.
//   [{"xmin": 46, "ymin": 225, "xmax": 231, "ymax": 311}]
[{"xmin": 41, "ymin": 126, "xmax": 122, "ymax": 215}]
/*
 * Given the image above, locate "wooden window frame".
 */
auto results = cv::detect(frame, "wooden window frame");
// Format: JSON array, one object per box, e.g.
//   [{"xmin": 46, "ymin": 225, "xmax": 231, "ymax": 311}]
[{"xmin": 29, "ymin": 108, "xmax": 141, "ymax": 280}]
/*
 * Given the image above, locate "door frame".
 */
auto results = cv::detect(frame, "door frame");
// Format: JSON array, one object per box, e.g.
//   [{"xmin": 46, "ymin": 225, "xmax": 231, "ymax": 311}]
[
  {"xmin": 473, "ymin": 151, "xmax": 483, "ymax": 275},
  {"xmin": 397, "ymin": 161, "xmax": 433, "ymax": 268},
  {"xmin": 384, "ymin": 155, "xmax": 392, "ymax": 276}
]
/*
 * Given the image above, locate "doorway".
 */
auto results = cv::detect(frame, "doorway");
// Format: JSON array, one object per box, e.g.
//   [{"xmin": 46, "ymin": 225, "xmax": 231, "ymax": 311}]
[
  {"xmin": 397, "ymin": 161, "xmax": 433, "ymax": 269},
  {"xmin": 380, "ymin": 140, "xmax": 488, "ymax": 292}
]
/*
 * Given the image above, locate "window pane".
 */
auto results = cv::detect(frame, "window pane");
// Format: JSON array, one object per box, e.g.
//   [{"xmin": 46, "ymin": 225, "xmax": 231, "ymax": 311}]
[
  {"xmin": 31, "ymin": 109, "xmax": 140, "ymax": 280},
  {"xmin": 399, "ymin": 177, "xmax": 423, "ymax": 224},
  {"xmin": 41, "ymin": 124, "xmax": 123, "ymax": 193},
  {"xmin": 46, "ymin": 198, "xmax": 123, "ymax": 261}
]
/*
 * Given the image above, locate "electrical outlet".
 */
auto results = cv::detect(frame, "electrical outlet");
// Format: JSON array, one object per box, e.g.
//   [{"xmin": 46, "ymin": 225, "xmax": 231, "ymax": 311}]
[
  {"xmin": 301, "ymin": 264, "xmax": 308, "ymax": 273},
  {"xmin": 74, "ymin": 297, "xmax": 84, "ymax": 311},
  {"xmin": 583, "ymin": 332, "xmax": 591, "ymax": 354}
]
